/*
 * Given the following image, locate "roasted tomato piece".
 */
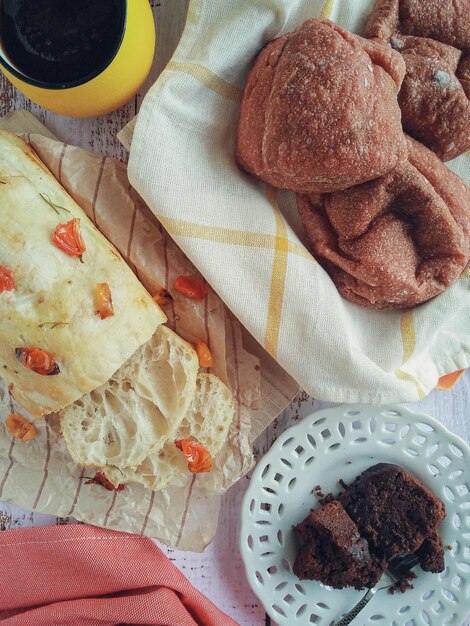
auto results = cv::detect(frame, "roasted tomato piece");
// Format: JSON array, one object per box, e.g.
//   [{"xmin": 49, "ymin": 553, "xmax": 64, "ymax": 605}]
[
  {"xmin": 0, "ymin": 265, "xmax": 14, "ymax": 293},
  {"xmin": 5, "ymin": 414, "xmax": 37, "ymax": 442},
  {"xmin": 174, "ymin": 275, "xmax": 208, "ymax": 300},
  {"xmin": 195, "ymin": 339, "xmax": 213, "ymax": 368},
  {"xmin": 53, "ymin": 218, "xmax": 86, "ymax": 258},
  {"xmin": 85, "ymin": 472, "xmax": 125, "ymax": 491},
  {"xmin": 15, "ymin": 347, "xmax": 60, "ymax": 376},
  {"xmin": 96, "ymin": 282, "xmax": 114, "ymax": 319},
  {"xmin": 153, "ymin": 288, "xmax": 173, "ymax": 306},
  {"xmin": 175, "ymin": 438, "xmax": 212, "ymax": 473}
]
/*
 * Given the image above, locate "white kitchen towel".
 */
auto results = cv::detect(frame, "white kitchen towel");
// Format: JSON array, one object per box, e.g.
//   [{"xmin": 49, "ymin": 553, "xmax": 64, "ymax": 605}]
[{"xmin": 128, "ymin": 0, "xmax": 470, "ymax": 404}]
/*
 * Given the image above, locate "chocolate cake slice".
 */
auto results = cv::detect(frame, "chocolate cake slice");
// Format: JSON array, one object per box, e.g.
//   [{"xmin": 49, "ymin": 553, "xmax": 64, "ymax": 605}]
[
  {"xmin": 293, "ymin": 463, "xmax": 446, "ymax": 592},
  {"xmin": 339, "ymin": 463, "xmax": 446, "ymax": 571},
  {"xmin": 293, "ymin": 500, "xmax": 384, "ymax": 590}
]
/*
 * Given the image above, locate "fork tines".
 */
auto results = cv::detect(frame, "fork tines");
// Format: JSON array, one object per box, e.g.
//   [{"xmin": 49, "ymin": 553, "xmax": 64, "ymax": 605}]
[{"xmin": 388, "ymin": 552, "xmax": 421, "ymax": 578}]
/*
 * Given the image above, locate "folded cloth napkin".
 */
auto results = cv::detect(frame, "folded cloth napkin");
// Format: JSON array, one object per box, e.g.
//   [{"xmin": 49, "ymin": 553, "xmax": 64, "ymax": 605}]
[
  {"xmin": 128, "ymin": 0, "xmax": 470, "ymax": 405},
  {"xmin": 0, "ymin": 524, "xmax": 239, "ymax": 626}
]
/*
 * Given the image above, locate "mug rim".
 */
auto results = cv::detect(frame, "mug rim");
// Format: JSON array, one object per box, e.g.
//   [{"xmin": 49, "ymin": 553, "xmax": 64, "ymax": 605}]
[{"xmin": 0, "ymin": 0, "xmax": 127, "ymax": 90}]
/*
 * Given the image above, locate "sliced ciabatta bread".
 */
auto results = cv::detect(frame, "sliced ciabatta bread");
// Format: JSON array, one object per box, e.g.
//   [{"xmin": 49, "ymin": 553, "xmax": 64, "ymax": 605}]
[
  {"xmin": 114, "ymin": 325, "xmax": 199, "ymax": 423},
  {"xmin": 176, "ymin": 373, "xmax": 235, "ymax": 451},
  {"xmin": 104, "ymin": 439, "xmax": 187, "ymax": 492},
  {"xmin": 104, "ymin": 373, "xmax": 235, "ymax": 491},
  {"xmin": 60, "ymin": 325, "xmax": 198, "ymax": 469}
]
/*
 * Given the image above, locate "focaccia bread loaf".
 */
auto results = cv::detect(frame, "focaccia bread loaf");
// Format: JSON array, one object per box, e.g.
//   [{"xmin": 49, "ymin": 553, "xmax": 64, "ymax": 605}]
[
  {"xmin": 0, "ymin": 131, "xmax": 166, "ymax": 417},
  {"xmin": 236, "ymin": 18, "xmax": 407, "ymax": 193},
  {"xmin": 103, "ymin": 373, "xmax": 235, "ymax": 492},
  {"xmin": 297, "ymin": 137, "xmax": 470, "ymax": 309},
  {"xmin": 60, "ymin": 325, "xmax": 199, "ymax": 470}
]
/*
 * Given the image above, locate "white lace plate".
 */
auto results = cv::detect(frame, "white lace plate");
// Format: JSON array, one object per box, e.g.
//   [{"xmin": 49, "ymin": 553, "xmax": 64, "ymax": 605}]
[{"xmin": 240, "ymin": 404, "xmax": 470, "ymax": 626}]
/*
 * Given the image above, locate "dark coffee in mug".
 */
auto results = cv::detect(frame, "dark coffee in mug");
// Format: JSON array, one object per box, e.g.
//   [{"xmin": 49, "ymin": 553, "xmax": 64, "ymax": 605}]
[{"xmin": 0, "ymin": 0, "xmax": 125, "ymax": 84}]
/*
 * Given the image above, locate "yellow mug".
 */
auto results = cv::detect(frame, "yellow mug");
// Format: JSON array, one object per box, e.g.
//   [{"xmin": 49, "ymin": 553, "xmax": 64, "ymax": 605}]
[{"xmin": 0, "ymin": 0, "xmax": 155, "ymax": 118}]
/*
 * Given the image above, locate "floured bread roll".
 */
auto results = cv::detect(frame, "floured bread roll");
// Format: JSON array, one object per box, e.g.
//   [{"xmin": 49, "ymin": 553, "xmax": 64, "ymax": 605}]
[
  {"xmin": 364, "ymin": 2, "xmax": 470, "ymax": 161},
  {"xmin": 236, "ymin": 18, "xmax": 407, "ymax": 193},
  {"xmin": 60, "ymin": 325, "xmax": 198, "ymax": 469},
  {"xmin": 390, "ymin": 36, "xmax": 470, "ymax": 162},
  {"xmin": 297, "ymin": 137, "xmax": 470, "ymax": 309},
  {"xmin": 364, "ymin": 0, "xmax": 470, "ymax": 53},
  {"xmin": 104, "ymin": 374, "xmax": 235, "ymax": 492}
]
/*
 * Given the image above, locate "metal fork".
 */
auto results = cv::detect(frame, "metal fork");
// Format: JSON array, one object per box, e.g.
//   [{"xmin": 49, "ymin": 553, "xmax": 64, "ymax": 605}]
[{"xmin": 332, "ymin": 553, "xmax": 421, "ymax": 626}]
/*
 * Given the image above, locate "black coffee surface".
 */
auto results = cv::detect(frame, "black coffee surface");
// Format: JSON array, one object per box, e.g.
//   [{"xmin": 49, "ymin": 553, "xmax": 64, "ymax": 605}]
[{"xmin": 1, "ymin": 0, "xmax": 124, "ymax": 84}]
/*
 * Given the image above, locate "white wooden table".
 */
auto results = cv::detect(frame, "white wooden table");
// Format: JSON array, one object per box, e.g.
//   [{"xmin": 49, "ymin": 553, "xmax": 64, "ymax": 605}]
[{"xmin": 0, "ymin": 2, "xmax": 469, "ymax": 625}]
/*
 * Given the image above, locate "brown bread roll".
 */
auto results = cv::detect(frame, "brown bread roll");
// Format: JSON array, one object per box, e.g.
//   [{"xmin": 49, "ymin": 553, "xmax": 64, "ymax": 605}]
[
  {"xmin": 297, "ymin": 137, "xmax": 470, "ymax": 309},
  {"xmin": 236, "ymin": 18, "xmax": 407, "ymax": 193},
  {"xmin": 364, "ymin": 0, "xmax": 470, "ymax": 161},
  {"xmin": 364, "ymin": 0, "xmax": 470, "ymax": 53}
]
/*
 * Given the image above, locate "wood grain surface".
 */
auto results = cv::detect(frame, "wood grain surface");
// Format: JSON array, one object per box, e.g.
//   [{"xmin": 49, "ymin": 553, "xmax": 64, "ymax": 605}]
[{"xmin": 0, "ymin": 2, "xmax": 469, "ymax": 625}]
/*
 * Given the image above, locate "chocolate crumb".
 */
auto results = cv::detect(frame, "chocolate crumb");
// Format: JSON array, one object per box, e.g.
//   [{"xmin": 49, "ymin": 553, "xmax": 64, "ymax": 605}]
[
  {"xmin": 312, "ymin": 485, "xmax": 335, "ymax": 505},
  {"xmin": 389, "ymin": 571, "xmax": 417, "ymax": 594},
  {"xmin": 319, "ymin": 492, "xmax": 335, "ymax": 505}
]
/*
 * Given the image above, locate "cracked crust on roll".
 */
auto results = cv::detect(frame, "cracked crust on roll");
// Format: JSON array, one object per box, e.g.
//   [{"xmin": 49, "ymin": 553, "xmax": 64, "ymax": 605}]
[
  {"xmin": 297, "ymin": 137, "xmax": 470, "ymax": 310},
  {"xmin": 236, "ymin": 18, "xmax": 407, "ymax": 193}
]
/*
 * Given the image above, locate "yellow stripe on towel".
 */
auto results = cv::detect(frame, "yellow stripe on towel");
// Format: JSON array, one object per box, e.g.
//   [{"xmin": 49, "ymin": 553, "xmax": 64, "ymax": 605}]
[
  {"xmin": 264, "ymin": 186, "xmax": 289, "ymax": 359},
  {"xmin": 167, "ymin": 61, "xmax": 243, "ymax": 102},
  {"xmin": 320, "ymin": 0, "xmax": 335, "ymax": 18},
  {"xmin": 158, "ymin": 215, "xmax": 315, "ymax": 261},
  {"xmin": 395, "ymin": 310, "xmax": 426, "ymax": 399},
  {"xmin": 460, "ymin": 264, "xmax": 470, "ymax": 279}
]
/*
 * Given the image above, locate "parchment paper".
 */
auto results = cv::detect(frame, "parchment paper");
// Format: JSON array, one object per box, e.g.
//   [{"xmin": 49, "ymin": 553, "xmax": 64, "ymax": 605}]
[{"xmin": 0, "ymin": 133, "xmax": 260, "ymax": 551}]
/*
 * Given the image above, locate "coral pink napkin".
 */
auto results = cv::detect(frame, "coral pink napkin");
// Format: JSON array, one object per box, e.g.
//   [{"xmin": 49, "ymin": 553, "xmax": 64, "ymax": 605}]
[{"xmin": 0, "ymin": 524, "xmax": 240, "ymax": 626}]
